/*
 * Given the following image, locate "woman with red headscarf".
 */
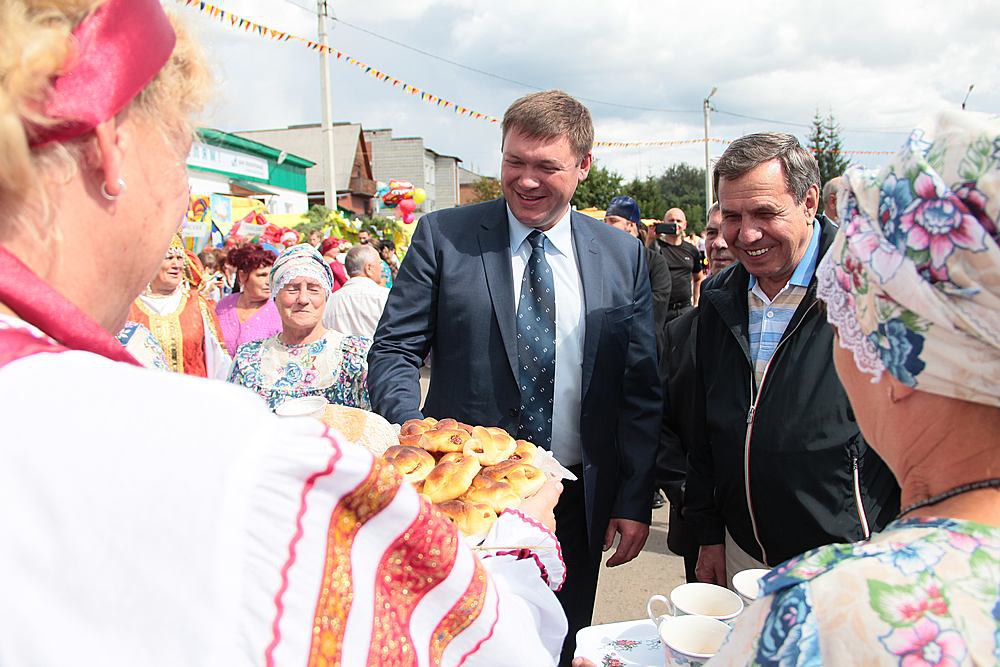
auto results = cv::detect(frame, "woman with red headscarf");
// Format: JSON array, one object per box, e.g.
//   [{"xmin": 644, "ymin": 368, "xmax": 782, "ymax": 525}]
[
  {"xmin": 319, "ymin": 236, "xmax": 349, "ymax": 292},
  {"xmin": 0, "ymin": 2, "xmax": 566, "ymax": 663},
  {"xmin": 215, "ymin": 243, "xmax": 280, "ymax": 353}
]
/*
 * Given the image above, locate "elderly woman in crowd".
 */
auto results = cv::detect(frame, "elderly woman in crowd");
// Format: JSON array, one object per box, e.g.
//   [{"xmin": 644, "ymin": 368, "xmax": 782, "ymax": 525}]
[
  {"xmin": 129, "ymin": 236, "xmax": 230, "ymax": 379},
  {"xmin": 712, "ymin": 112, "xmax": 999, "ymax": 664},
  {"xmin": 228, "ymin": 244, "xmax": 372, "ymax": 410},
  {"xmin": 214, "ymin": 243, "xmax": 280, "ymax": 353},
  {"xmin": 0, "ymin": 1, "xmax": 566, "ymax": 663}
]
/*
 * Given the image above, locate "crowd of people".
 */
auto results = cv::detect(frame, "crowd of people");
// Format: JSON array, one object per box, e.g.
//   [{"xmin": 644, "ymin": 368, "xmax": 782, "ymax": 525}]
[{"xmin": 0, "ymin": 1, "xmax": 996, "ymax": 666}]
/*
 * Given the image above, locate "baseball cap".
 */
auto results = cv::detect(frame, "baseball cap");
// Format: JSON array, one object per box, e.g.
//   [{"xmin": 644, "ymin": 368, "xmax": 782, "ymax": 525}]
[{"xmin": 605, "ymin": 196, "xmax": 641, "ymax": 224}]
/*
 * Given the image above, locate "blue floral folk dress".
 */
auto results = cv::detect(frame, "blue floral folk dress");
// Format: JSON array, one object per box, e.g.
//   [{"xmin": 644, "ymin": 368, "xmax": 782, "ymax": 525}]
[
  {"xmin": 227, "ymin": 330, "xmax": 371, "ymax": 411},
  {"xmin": 711, "ymin": 517, "xmax": 999, "ymax": 666}
]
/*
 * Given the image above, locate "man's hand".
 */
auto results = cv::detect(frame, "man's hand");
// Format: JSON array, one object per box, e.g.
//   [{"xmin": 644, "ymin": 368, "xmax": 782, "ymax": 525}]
[
  {"xmin": 603, "ymin": 518, "xmax": 649, "ymax": 567},
  {"xmin": 695, "ymin": 544, "xmax": 726, "ymax": 585},
  {"xmin": 517, "ymin": 479, "xmax": 563, "ymax": 533}
]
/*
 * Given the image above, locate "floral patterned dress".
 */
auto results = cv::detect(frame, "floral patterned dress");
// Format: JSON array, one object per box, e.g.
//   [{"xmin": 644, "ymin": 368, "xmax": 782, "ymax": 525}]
[
  {"xmin": 711, "ymin": 517, "xmax": 999, "ymax": 666},
  {"xmin": 227, "ymin": 330, "xmax": 371, "ymax": 411}
]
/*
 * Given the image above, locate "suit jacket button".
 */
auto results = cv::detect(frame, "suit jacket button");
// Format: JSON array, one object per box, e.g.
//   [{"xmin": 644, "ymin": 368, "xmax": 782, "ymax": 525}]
[{"xmin": 508, "ymin": 408, "xmax": 519, "ymax": 417}]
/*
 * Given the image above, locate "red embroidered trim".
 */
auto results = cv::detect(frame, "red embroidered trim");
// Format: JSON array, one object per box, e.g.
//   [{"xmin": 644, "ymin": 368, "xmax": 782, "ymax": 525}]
[
  {"xmin": 306, "ymin": 457, "xmax": 402, "ymax": 666},
  {"xmin": 429, "ymin": 559, "xmax": 489, "ymax": 664},
  {"xmin": 264, "ymin": 427, "xmax": 343, "ymax": 667},
  {"xmin": 499, "ymin": 509, "xmax": 567, "ymax": 590},
  {"xmin": 480, "ymin": 549, "xmax": 551, "ymax": 588},
  {"xmin": 456, "ymin": 590, "xmax": 501, "ymax": 667},
  {"xmin": 365, "ymin": 499, "xmax": 461, "ymax": 665}
]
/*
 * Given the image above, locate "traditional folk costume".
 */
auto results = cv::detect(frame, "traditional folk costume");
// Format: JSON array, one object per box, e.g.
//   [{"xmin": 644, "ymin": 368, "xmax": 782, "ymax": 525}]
[
  {"xmin": 229, "ymin": 244, "xmax": 371, "ymax": 411},
  {"xmin": 0, "ymin": 248, "xmax": 566, "ymax": 665},
  {"xmin": 129, "ymin": 237, "xmax": 231, "ymax": 380},
  {"xmin": 1, "ymin": 0, "xmax": 565, "ymax": 662}
]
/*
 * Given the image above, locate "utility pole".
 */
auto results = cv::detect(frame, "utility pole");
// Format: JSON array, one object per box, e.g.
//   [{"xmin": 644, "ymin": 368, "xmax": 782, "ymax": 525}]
[
  {"xmin": 318, "ymin": 1, "xmax": 338, "ymax": 210},
  {"xmin": 703, "ymin": 86, "xmax": 717, "ymax": 219}
]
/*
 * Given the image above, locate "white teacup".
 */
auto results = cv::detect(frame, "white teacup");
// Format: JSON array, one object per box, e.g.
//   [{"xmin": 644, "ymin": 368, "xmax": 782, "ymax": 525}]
[
  {"xmin": 647, "ymin": 582, "xmax": 744, "ymax": 626},
  {"xmin": 732, "ymin": 568, "xmax": 770, "ymax": 605},
  {"xmin": 656, "ymin": 614, "xmax": 731, "ymax": 666}
]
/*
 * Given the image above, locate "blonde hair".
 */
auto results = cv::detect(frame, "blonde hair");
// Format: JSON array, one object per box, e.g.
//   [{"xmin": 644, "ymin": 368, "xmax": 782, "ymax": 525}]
[
  {"xmin": 501, "ymin": 90, "xmax": 593, "ymax": 162},
  {"xmin": 0, "ymin": 0, "xmax": 211, "ymax": 239}
]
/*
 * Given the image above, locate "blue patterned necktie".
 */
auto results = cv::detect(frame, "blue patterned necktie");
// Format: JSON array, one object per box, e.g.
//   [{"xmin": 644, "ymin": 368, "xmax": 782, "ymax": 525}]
[{"xmin": 516, "ymin": 230, "xmax": 556, "ymax": 450}]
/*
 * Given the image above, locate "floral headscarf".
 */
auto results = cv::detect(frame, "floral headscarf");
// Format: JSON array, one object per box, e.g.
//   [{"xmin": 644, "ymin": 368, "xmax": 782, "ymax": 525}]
[
  {"xmin": 816, "ymin": 111, "xmax": 1000, "ymax": 407},
  {"xmin": 269, "ymin": 243, "xmax": 334, "ymax": 296}
]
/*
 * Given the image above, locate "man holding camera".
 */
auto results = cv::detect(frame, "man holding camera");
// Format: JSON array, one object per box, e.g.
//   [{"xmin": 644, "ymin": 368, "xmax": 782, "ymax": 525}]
[{"xmin": 654, "ymin": 208, "xmax": 705, "ymax": 323}]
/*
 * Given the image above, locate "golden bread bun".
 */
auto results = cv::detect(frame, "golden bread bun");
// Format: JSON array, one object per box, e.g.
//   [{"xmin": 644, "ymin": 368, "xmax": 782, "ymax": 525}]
[
  {"xmin": 438, "ymin": 499, "xmax": 498, "ymax": 536},
  {"xmin": 318, "ymin": 405, "xmax": 396, "ymax": 457},
  {"xmin": 511, "ymin": 439, "xmax": 537, "ymax": 465},
  {"xmin": 480, "ymin": 460, "xmax": 546, "ymax": 498},
  {"xmin": 400, "ymin": 417, "xmax": 438, "ymax": 435},
  {"xmin": 383, "ymin": 445, "xmax": 436, "ymax": 483},
  {"xmin": 438, "ymin": 451, "xmax": 477, "ymax": 465},
  {"xmin": 461, "ymin": 473, "xmax": 522, "ymax": 513},
  {"xmin": 463, "ymin": 425, "xmax": 517, "ymax": 465},
  {"xmin": 420, "ymin": 428, "xmax": 470, "ymax": 453},
  {"xmin": 421, "ymin": 456, "xmax": 482, "ymax": 503}
]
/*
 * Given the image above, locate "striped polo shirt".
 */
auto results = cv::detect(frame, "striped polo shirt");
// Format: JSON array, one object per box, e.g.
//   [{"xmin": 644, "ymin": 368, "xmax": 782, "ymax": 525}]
[{"xmin": 748, "ymin": 220, "xmax": 821, "ymax": 387}]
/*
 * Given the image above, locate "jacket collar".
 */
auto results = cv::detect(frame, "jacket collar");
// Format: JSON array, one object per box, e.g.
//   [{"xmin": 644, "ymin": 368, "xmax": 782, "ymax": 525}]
[{"xmin": 702, "ymin": 215, "xmax": 838, "ymax": 360}]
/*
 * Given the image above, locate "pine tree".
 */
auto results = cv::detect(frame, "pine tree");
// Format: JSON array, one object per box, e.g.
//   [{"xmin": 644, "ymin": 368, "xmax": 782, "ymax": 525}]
[
  {"xmin": 807, "ymin": 111, "xmax": 850, "ymax": 215},
  {"xmin": 820, "ymin": 114, "xmax": 849, "ymax": 184}
]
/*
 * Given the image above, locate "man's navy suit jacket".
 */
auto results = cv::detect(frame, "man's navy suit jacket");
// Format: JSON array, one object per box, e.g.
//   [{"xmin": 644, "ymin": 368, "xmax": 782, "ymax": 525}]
[{"xmin": 368, "ymin": 198, "xmax": 662, "ymax": 549}]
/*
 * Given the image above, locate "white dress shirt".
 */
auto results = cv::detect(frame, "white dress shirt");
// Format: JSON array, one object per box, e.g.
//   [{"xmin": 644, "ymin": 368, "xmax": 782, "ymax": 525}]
[
  {"xmin": 508, "ymin": 205, "xmax": 585, "ymax": 466},
  {"xmin": 323, "ymin": 276, "xmax": 390, "ymax": 339}
]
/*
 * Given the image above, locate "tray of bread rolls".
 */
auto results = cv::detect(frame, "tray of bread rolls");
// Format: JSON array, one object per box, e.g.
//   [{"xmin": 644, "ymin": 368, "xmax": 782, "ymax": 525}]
[{"xmin": 382, "ymin": 417, "xmax": 576, "ymax": 541}]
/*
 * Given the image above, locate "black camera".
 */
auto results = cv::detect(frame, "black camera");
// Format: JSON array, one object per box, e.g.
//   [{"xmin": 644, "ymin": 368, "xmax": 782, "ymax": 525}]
[{"xmin": 655, "ymin": 222, "xmax": 678, "ymax": 235}]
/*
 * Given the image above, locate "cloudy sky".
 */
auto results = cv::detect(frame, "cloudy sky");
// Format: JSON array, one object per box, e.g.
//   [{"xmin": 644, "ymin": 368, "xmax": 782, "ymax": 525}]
[{"xmin": 176, "ymin": 0, "xmax": 999, "ymax": 180}]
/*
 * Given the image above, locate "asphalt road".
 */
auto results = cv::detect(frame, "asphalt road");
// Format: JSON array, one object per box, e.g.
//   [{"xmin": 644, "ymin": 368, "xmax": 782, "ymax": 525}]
[{"xmin": 591, "ymin": 503, "xmax": 687, "ymax": 624}]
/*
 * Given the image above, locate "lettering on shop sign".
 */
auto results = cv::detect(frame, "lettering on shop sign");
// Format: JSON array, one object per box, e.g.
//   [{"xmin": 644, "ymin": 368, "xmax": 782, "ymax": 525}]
[{"xmin": 187, "ymin": 142, "xmax": 269, "ymax": 181}]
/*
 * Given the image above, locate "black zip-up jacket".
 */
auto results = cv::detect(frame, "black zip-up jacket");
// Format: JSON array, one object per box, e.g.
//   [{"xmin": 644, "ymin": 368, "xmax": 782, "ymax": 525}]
[{"xmin": 684, "ymin": 217, "xmax": 900, "ymax": 566}]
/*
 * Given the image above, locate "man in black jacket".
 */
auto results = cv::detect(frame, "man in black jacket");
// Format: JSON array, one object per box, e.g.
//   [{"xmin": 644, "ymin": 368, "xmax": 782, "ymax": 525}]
[
  {"xmin": 686, "ymin": 132, "xmax": 899, "ymax": 586},
  {"xmin": 656, "ymin": 202, "xmax": 734, "ymax": 582}
]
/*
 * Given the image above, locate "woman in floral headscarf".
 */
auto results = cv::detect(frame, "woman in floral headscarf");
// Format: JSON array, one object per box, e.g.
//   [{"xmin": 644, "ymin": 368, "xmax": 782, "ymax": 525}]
[
  {"xmin": 712, "ymin": 112, "xmax": 999, "ymax": 665},
  {"xmin": 227, "ymin": 244, "xmax": 371, "ymax": 410}
]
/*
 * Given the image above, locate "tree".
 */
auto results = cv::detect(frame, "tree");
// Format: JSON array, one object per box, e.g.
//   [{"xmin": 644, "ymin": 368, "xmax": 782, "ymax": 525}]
[
  {"xmin": 808, "ymin": 111, "xmax": 850, "ymax": 214},
  {"xmin": 657, "ymin": 164, "xmax": 707, "ymax": 233},
  {"xmin": 571, "ymin": 162, "xmax": 623, "ymax": 209},
  {"xmin": 470, "ymin": 176, "xmax": 501, "ymax": 203},
  {"xmin": 623, "ymin": 175, "xmax": 667, "ymax": 222}
]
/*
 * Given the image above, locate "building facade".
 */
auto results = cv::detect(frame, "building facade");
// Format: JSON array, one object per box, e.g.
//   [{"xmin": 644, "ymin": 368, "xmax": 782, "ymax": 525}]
[
  {"xmin": 186, "ymin": 128, "xmax": 314, "ymax": 214},
  {"xmin": 363, "ymin": 129, "xmax": 461, "ymax": 213},
  {"xmin": 235, "ymin": 123, "xmax": 377, "ymax": 217}
]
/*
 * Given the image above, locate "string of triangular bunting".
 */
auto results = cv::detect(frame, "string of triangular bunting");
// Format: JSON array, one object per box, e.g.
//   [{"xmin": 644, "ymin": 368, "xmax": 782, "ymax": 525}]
[{"xmin": 174, "ymin": 0, "xmax": 895, "ymax": 154}]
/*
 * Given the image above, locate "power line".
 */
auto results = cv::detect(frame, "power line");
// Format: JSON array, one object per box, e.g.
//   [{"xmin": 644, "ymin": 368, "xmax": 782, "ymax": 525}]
[
  {"xmin": 715, "ymin": 108, "xmax": 910, "ymax": 135},
  {"xmin": 267, "ymin": 0, "xmax": 911, "ymax": 132}
]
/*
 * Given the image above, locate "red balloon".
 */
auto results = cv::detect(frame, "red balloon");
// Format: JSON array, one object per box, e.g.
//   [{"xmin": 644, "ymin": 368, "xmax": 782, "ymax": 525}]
[
  {"xmin": 403, "ymin": 212, "xmax": 415, "ymax": 224},
  {"xmin": 398, "ymin": 198, "xmax": 416, "ymax": 214}
]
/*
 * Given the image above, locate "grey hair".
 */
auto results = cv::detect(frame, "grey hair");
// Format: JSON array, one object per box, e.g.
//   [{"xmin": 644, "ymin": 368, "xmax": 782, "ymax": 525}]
[
  {"xmin": 344, "ymin": 244, "xmax": 380, "ymax": 277},
  {"xmin": 707, "ymin": 201, "xmax": 721, "ymax": 219},
  {"xmin": 713, "ymin": 132, "xmax": 820, "ymax": 204},
  {"xmin": 822, "ymin": 176, "xmax": 844, "ymax": 203}
]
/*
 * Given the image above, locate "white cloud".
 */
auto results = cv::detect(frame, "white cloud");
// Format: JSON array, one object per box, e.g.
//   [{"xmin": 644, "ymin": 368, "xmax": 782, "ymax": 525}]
[{"xmin": 175, "ymin": 0, "xmax": 1000, "ymax": 181}]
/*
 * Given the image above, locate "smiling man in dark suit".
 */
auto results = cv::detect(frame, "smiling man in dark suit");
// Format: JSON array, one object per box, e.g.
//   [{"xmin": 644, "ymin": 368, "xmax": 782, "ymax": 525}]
[{"xmin": 368, "ymin": 90, "xmax": 661, "ymax": 664}]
